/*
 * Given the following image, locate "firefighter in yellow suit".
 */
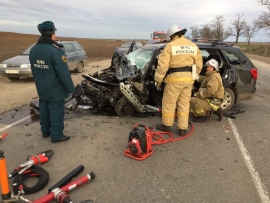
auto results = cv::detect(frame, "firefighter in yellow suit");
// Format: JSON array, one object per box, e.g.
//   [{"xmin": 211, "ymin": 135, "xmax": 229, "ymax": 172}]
[
  {"xmin": 190, "ymin": 59, "xmax": 224, "ymax": 122},
  {"xmin": 155, "ymin": 25, "xmax": 203, "ymax": 136}
]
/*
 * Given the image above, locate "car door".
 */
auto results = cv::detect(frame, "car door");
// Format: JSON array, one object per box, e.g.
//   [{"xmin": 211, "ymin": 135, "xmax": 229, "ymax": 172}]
[
  {"xmin": 72, "ymin": 42, "xmax": 87, "ymax": 64},
  {"xmin": 221, "ymin": 48, "xmax": 255, "ymax": 101},
  {"xmin": 127, "ymin": 40, "xmax": 136, "ymax": 55},
  {"xmin": 62, "ymin": 43, "xmax": 77, "ymax": 70}
]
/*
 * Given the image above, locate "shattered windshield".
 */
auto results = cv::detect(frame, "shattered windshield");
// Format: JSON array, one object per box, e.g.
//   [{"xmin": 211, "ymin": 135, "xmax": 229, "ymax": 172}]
[{"xmin": 127, "ymin": 48, "xmax": 153, "ymax": 75}]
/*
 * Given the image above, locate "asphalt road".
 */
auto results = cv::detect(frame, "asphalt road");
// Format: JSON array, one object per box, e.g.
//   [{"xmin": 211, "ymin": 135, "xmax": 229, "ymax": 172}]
[{"xmin": 0, "ymin": 59, "xmax": 270, "ymax": 203}]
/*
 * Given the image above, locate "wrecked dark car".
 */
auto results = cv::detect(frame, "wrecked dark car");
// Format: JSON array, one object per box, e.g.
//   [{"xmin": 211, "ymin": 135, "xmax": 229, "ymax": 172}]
[
  {"xmin": 73, "ymin": 40, "xmax": 257, "ymax": 117},
  {"xmin": 73, "ymin": 41, "xmax": 162, "ymax": 116}
]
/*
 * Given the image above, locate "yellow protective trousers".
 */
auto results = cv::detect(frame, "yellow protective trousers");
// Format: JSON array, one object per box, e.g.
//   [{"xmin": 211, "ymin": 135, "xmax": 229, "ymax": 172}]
[
  {"xmin": 190, "ymin": 97, "xmax": 220, "ymax": 117},
  {"xmin": 162, "ymin": 83, "xmax": 193, "ymax": 130}
]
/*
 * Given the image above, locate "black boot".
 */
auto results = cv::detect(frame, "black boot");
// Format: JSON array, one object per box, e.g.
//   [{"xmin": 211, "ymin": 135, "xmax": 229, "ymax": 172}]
[
  {"xmin": 193, "ymin": 116, "xmax": 209, "ymax": 122},
  {"xmin": 51, "ymin": 135, "xmax": 70, "ymax": 143},
  {"xmin": 213, "ymin": 107, "xmax": 223, "ymax": 121},
  {"xmin": 156, "ymin": 124, "xmax": 171, "ymax": 132},
  {"xmin": 179, "ymin": 129, "xmax": 187, "ymax": 137}
]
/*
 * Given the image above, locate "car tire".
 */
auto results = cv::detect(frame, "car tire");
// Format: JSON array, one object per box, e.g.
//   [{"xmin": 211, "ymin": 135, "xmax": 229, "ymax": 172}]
[
  {"xmin": 8, "ymin": 77, "xmax": 20, "ymax": 81},
  {"xmin": 75, "ymin": 62, "xmax": 84, "ymax": 73},
  {"xmin": 221, "ymin": 88, "xmax": 235, "ymax": 111},
  {"xmin": 115, "ymin": 97, "xmax": 135, "ymax": 117}
]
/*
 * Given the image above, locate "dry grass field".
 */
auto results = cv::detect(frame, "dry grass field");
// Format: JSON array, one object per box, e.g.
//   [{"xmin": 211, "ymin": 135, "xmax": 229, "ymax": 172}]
[
  {"xmin": 0, "ymin": 32, "xmax": 133, "ymax": 63},
  {"xmin": 1, "ymin": 31, "xmax": 269, "ymax": 64},
  {"xmin": 237, "ymin": 42, "xmax": 270, "ymax": 58}
]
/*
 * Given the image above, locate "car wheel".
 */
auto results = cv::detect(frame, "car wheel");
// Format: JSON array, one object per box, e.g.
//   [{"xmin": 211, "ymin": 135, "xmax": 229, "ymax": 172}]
[
  {"xmin": 221, "ymin": 88, "xmax": 235, "ymax": 111},
  {"xmin": 75, "ymin": 62, "xmax": 84, "ymax": 73},
  {"xmin": 115, "ymin": 97, "xmax": 135, "ymax": 117},
  {"xmin": 8, "ymin": 77, "xmax": 20, "ymax": 81}
]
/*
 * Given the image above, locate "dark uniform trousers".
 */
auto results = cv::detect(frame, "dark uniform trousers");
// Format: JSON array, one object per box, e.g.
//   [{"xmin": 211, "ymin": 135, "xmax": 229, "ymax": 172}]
[{"xmin": 39, "ymin": 99, "xmax": 65, "ymax": 141}]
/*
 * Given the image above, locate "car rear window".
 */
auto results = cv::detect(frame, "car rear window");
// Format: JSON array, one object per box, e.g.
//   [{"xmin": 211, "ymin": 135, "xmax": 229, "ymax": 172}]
[
  {"xmin": 221, "ymin": 50, "xmax": 242, "ymax": 65},
  {"xmin": 73, "ymin": 43, "xmax": 83, "ymax": 51},
  {"xmin": 63, "ymin": 43, "xmax": 76, "ymax": 53}
]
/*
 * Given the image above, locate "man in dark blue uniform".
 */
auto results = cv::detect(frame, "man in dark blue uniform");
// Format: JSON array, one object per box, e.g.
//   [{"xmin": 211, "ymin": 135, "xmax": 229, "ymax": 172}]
[{"xmin": 29, "ymin": 21, "xmax": 75, "ymax": 143}]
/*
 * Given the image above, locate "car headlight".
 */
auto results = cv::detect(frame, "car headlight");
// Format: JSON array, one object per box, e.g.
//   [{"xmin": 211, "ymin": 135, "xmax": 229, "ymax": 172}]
[
  {"xmin": 0, "ymin": 64, "xmax": 7, "ymax": 68},
  {"xmin": 20, "ymin": 64, "xmax": 31, "ymax": 68}
]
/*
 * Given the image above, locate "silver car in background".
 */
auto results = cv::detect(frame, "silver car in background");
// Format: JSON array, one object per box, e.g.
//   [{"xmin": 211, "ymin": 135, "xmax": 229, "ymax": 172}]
[
  {"xmin": 0, "ymin": 45, "xmax": 33, "ymax": 81},
  {"xmin": 0, "ymin": 41, "xmax": 87, "ymax": 81}
]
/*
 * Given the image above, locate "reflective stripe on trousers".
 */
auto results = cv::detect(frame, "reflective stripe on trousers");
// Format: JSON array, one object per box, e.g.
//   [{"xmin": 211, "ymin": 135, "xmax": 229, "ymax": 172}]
[{"xmin": 206, "ymin": 98, "xmax": 220, "ymax": 111}]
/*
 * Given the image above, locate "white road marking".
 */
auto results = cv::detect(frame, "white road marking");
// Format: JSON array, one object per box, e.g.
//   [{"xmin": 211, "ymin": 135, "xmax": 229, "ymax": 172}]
[
  {"xmin": 0, "ymin": 115, "xmax": 33, "ymax": 132},
  {"xmin": 228, "ymin": 119, "xmax": 270, "ymax": 203}
]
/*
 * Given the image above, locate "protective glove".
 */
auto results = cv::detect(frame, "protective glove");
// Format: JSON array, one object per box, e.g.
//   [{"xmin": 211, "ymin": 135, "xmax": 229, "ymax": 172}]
[
  {"xmin": 194, "ymin": 75, "xmax": 200, "ymax": 82},
  {"xmin": 156, "ymin": 82, "xmax": 162, "ymax": 91}
]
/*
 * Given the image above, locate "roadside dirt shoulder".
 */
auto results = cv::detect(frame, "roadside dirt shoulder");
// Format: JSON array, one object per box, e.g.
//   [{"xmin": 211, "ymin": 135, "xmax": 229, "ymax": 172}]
[{"xmin": 245, "ymin": 53, "xmax": 270, "ymax": 64}]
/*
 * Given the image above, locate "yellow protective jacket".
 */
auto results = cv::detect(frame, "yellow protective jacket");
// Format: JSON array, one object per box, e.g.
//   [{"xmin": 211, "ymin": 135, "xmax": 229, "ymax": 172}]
[
  {"xmin": 197, "ymin": 71, "xmax": 224, "ymax": 99},
  {"xmin": 154, "ymin": 36, "xmax": 203, "ymax": 84}
]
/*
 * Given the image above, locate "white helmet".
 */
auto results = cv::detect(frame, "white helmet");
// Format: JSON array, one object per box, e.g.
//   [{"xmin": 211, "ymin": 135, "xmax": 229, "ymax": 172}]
[
  {"xmin": 166, "ymin": 24, "xmax": 182, "ymax": 41},
  {"xmin": 205, "ymin": 59, "xmax": 219, "ymax": 71}
]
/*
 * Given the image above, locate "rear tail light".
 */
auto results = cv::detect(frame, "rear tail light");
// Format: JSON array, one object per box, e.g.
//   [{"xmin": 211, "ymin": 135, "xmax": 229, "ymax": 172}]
[{"xmin": 250, "ymin": 68, "xmax": 258, "ymax": 81}]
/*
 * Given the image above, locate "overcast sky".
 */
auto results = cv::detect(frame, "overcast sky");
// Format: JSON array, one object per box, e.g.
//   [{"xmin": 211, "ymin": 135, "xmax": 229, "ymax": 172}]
[{"xmin": 0, "ymin": 0, "xmax": 269, "ymax": 42}]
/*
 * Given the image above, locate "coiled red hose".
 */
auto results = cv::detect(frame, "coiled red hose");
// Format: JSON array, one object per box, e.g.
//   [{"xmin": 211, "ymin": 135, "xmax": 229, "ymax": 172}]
[{"xmin": 148, "ymin": 122, "xmax": 195, "ymax": 145}]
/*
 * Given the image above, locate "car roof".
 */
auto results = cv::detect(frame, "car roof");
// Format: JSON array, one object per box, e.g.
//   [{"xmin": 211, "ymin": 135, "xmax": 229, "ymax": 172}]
[
  {"xmin": 141, "ymin": 40, "xmax": 240, "ymax": 52},
  {"xmin": 55, "ymin": 40, "xmax": 79, "ymax": 43},
  {"xmin": 142, "ymin": 43, "xmax": 166, "ymax": 51},
  {"xmin": 195, "ymin": 42, "xmax": 240, "ymax": 50}
]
